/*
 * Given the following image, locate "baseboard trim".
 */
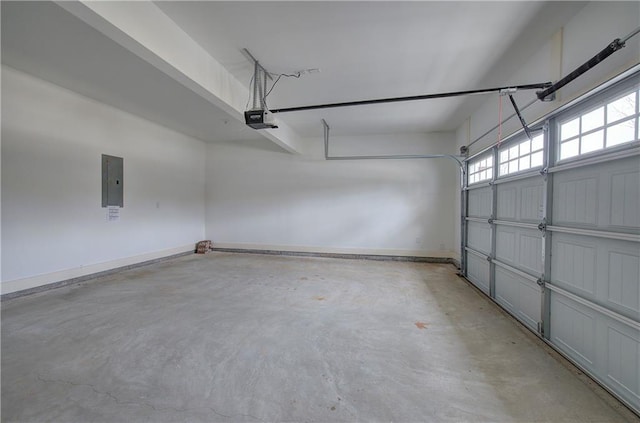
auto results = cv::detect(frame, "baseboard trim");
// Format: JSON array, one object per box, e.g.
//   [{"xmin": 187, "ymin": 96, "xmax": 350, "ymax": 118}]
[
  {"xmin": 2, "ymin": 246, "xmax": 461, "ymax": 300},
  {"xmin": 2, "ymin": 246, "xmax": 195, "ymax": 300},
  {"xmin": 211, "ymin": 242, "xmax": 456, "ymax": 259},
  {"xmin": 212, "ymin": 247, "xmax": 460, "ymax": 267}
]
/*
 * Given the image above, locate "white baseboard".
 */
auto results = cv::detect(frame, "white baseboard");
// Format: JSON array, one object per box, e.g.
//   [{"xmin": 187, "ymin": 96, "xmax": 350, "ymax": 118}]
[
  {"xmin": 1, "ymin": 244, "xmax": 195, "ymax": 295},
  {"xmin": 2, "ymin": 243, "xmax": 459, "ymax": 296},
  {"xmin": 212, "ymin": 242, "xmax": 456, "ymax": 259}
]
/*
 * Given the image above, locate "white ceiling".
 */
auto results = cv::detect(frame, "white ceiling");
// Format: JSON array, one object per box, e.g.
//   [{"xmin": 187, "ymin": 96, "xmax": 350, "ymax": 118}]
[
  {"xmin": 2, "ymin": 1, "xmax": 587, "ymax": 145},
  {"xmin": 1, "ymin": 1, "xmax": 268, "ymax": 146},
  {"xmin": 156, "ymin": 1, "xmax": 586, "ymax": 137}
]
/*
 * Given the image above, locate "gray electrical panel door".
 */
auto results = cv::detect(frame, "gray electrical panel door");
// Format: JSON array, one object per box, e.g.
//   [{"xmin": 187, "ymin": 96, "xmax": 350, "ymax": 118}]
[{"xmin": 102, "ymin": 154, "xmax": 123, "ymax": 207}]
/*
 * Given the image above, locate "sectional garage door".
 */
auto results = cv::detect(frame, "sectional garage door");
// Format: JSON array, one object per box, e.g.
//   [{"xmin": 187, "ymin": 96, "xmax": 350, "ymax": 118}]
[
  {"xmin": 462, "ymin": 72, "xmax": 640, "ymax": 414},
  {"xmin": 493, "ymin": 174, "xmax": 545, "ymax": 332},
  {"xmin": 465, "ymin": 184, "xmax": 492, "ymax": 295},
  {"xmin": 547, "ymin": 147, "xmax": 640, "ymax": 412}
]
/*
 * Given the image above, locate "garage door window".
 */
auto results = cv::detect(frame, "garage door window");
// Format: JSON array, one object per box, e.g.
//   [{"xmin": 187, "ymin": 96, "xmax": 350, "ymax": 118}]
[
  {"xmin": 559, "ymin": 88, "xmax": 639, "ymax": 161},
  {"xmin": 468, "ymin": 154, "xmax": 493, "ymax": 185},
  {"xmin": 498, "ymin": 133, "xmax": 544, "ymax": 176}
]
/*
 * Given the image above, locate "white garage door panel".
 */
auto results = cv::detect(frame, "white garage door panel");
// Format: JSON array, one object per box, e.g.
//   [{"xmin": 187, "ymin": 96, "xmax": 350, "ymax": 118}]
[
  {"xmin": 551, "ymin": 232, "xmax": 640, "ymax": 321},
  {"xmin": 467, "ymin": 253, "xmax": 490, "ymax": 295},
  {"xmin": 551, "ymin": 233, "xmax": 598, "ymax": 296},
  {"xmin": 497, "ymin": 185, "xmax": 517, "ymax": 220},
  {"xmin": 606, "ymin": 323, "xmax": 640, "ymax": 406},
  {"xmin": 495, "ymin": 265, "xmax": 541, "ymax": 330},
  {"xmin": 607, "ymin": 248, "xmax": 640, "ymax": 319},
  {"xmin": 553, "ymin": 173, "xmax": 599, "ymax": 227},
  {"xmin": 550, "ymin": 293, "xmax": 597, "ymax": 368},
  {"xmin": 550, "ymin": 290, "xmax": 640, "ymax": 409},
  {"xmin": 495, "ymin": 226, "xmax": 543, "ymax": 276},
  {"xmin": 467, "ymin": 221, "xmax": 492, "ymax": 254},
  {"xmin": 497, "ymin": 177, "xmax": 544, "ymax": 222},
  {"xmin": 610, "ymin": 169, "xmax": 640, "ymax": 230},
  {"xmin": 468, "ymin": 186, "xmax": 492, "ymax": 218},
  {"xmin": 553, "ymin": 156, "xmax": 640, "ymax": 232}
]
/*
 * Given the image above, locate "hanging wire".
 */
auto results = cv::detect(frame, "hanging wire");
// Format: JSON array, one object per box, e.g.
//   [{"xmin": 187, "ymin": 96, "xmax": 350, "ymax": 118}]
[
  {"xmin": 257, "ymin": 69, "xmax": 265, "ymax": 110},
  {"xmin": 245, "ymin": 74, "xmax": 255, "ymax": 111},
  {"xmin": 245, "ymin": 65, "xmax": 304, "ymax": 110},
  {"xmin": 263, "ymin": 72, "xmax": 302, "ymax": 108},
  {"xmin": 252, "ymin": 62, "xmax": 259, "ymax": 110},
  {"xmin": 497, "ymin": 93, "xmax": 503, "ymax": 148},
  {"xmin": 265, "ymin": 75, "xmax": 284, "ymax": 98}
]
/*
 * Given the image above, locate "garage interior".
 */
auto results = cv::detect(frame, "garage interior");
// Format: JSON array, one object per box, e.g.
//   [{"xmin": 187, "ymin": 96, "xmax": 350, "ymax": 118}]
[{"xmin": 2, "ymin": 1, "xmax": 639, "ymax": 422}]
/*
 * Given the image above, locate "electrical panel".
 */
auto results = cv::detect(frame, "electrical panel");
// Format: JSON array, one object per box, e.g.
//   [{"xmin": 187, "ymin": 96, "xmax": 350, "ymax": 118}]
[{"xmin": 102, "ymin": 154, "xmax": 123, "ymax": 207}]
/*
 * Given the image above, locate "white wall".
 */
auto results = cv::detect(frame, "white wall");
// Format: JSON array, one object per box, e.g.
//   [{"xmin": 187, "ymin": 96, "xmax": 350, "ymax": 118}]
[
  {"xmin": 1, "ymin": 66, "xmax": 206, "ymax": 294},
  {"xmin": 2, "ymin": 65, "xmax": 459, "ymax": 296},
  {"xmin": 455, "ymin": 1, "xmax": 640, "ymax": 259},
  {"xmin": 206, "ymin": 132, "xmax": 459, "ymax": 258}
]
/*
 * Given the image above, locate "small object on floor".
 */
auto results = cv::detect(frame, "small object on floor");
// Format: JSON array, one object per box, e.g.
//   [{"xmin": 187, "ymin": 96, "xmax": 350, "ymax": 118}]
[{"xmin": 196, "ymin": 240, "xmax": 212, "ymax": 254}]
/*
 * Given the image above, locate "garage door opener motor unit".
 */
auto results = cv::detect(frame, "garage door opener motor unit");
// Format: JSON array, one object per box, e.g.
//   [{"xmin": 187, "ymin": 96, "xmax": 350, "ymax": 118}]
[
  {"xmin": 244, "ymin": 109, "xmax": 277, "ymax": 129},
  {"xmin": 244, "ymin": 50, "xmax": 278, "ymax": 129}
]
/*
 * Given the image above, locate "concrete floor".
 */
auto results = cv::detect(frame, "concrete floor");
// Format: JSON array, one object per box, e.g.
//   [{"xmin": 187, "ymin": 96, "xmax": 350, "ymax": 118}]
[{"xmin": 2, "ymin": 253, "xmax": 638, "ymax": 423}]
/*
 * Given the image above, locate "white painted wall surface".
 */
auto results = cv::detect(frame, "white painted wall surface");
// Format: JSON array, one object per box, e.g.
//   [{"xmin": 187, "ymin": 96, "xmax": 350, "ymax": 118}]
[
  {"xmin": 206, "ymin": 133, "xmax": 458, "ymax": 258},
  {"xmin": 1, "ymin": 66, "xmax": 206, "ymax": 293}
]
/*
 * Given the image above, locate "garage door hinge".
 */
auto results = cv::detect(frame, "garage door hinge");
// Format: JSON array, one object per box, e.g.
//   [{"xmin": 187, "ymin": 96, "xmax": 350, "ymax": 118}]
[
  {"xmin": 486, "ymin": 255, "xmax": 493, "ymax": 262},
  {"xmin": 488, "ymin": 217, "xmax": 494, "ymax": 224},
  {"xmin": 540, "ymin": 167, "xmax": 549, "ymax": 175},
  {"xmin": 537, "ymin": 218, "xmax": 547, "ymax": 232},
  {"xmin": 536, "ymin": 278, "xmax": 545, "ymax": 287}
]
